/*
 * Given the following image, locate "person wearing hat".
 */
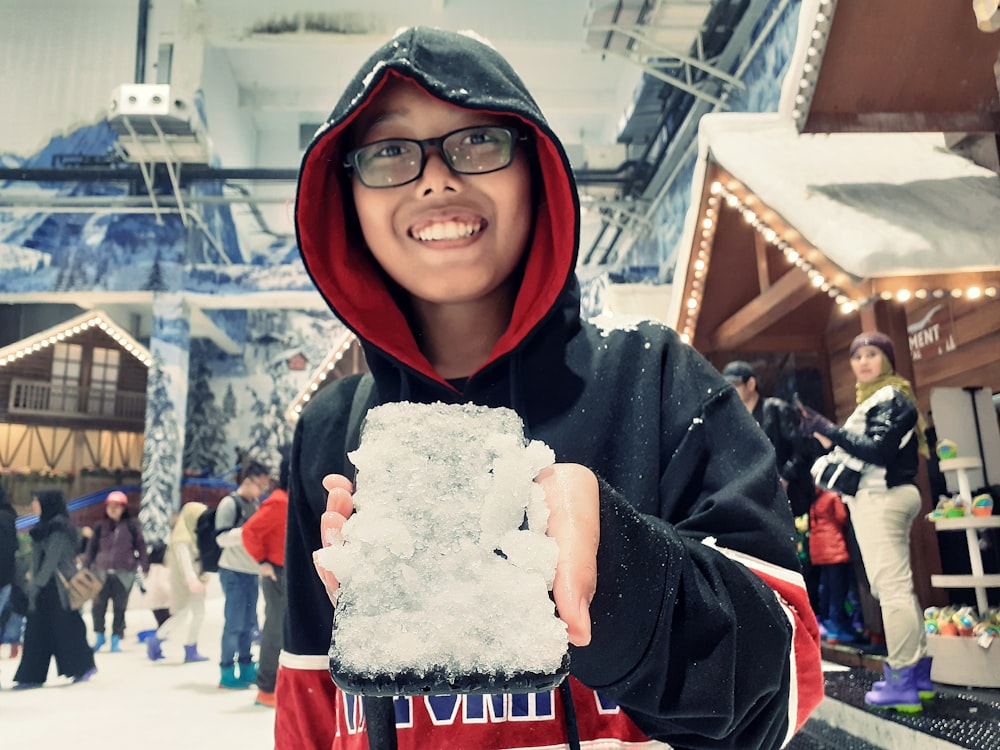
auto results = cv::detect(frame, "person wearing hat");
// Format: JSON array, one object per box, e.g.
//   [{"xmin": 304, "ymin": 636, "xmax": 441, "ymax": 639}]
[
  {"xmin": 721, "ymin": 360, "xmax": 819, "ymax": 517},
  {"xmin": 83, "ymin": 490, "xmax": 149, "ymax": 652},
  {"xmin": 798, "ymin": 331, "xmax": 931, "ymax": 713}
]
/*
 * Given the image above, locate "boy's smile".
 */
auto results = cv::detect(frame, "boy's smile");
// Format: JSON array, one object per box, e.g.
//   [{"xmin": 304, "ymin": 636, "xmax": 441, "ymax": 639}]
[
  {"xmin": 350, "ymin": 77, "xmax": 533, "ymax": 311},
  {"xmin": 410, "ymin": 217, "xmax": 485, "ymax": 242}
]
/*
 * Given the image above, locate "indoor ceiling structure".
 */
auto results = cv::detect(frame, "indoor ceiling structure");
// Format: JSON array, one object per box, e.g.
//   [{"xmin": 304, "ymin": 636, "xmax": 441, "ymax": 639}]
[
  {"xmin": 1, "ymin": 0, "xmax": 756, "ymax": 269},
  {"xmin": 1, "ymin": 0, "xmax": 766, "ymax": 343}
]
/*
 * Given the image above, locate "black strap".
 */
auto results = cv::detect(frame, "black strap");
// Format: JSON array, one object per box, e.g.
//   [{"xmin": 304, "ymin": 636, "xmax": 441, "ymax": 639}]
[
  {"xmin": 559, "ymin": 679, "xmax": 582, "ymax": 750},
  {"xmin": 364, "ymin": 696, "xmax": 398, "ymax": 750},
  {"xmin": 346, "ymin": 374, "xmax": 375, "ymax": 476}
]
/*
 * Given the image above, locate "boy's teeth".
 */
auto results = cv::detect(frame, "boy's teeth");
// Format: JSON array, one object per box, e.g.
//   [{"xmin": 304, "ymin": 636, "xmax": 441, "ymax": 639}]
[{"xmin": 415, "ymin": 221, "xmax": 479, "ymax": 241}]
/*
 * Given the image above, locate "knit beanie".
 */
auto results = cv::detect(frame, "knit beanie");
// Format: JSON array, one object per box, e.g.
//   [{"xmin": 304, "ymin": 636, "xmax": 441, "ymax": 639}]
[{"xmin": 850, "ymin": 331, "xmax": 895, "ymax": 370}]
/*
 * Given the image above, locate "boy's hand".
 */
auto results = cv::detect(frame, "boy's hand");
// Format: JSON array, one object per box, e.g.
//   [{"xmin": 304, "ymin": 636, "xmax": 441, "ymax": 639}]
[
  {"xmin": 535, "ymin": 463, "xmax": 600, "ymax": 647},
  {"xmin": 312, "ymin": 473, "xmax": 355, "ymax": 605}
]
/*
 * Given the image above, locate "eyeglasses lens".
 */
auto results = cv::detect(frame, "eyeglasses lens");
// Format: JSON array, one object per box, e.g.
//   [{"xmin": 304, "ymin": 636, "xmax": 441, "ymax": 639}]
[{"xmin": 351, "ymin": 126, "xmax": 516, "ymax": 188}]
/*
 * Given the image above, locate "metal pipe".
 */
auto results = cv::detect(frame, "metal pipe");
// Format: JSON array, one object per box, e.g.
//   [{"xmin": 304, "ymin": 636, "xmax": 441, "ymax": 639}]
[
  {"xmin": 135, "ymin": 0, "xmax": 150, "ymax": 83},
  {"xmin": 0, "ymin": 166, "xmax": 300, "ymax": 183}
]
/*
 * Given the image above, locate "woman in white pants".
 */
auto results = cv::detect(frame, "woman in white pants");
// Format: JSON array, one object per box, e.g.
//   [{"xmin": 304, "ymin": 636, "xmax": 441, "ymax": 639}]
[
  {"xmin": 146, "ymin": 502, "xmax": 210, "ymax": 663},
  {"xmin": 799, "ymin": 331, "xmax": 930, "ymax": 713}
]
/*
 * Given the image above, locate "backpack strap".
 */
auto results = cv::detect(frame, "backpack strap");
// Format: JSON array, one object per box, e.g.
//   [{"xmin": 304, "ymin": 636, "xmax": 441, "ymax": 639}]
[{"xmin": 345, "ymin": 374, "xmax": 375, "ymax": 480}]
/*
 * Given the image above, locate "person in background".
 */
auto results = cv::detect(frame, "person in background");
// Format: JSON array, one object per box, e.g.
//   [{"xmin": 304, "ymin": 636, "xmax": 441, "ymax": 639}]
[
  {"xmin": 12, "ymin": 489, "xmax": 96, "ymax": 688},
  {"xmin": 3, "ymin": 525, "xmax": 32, "ymax": 661},
  {"xmin": 808, "ymin": 487, "xmax": 856, "ymax": 644},
  {"xmin": 0, "ymin": 486, "xmax": 23, "ymax": 677},
  {"xmin": 240, "ymin": 456, "xmax": 289, "ymax": 708},
  {"xmin": 144, "ymin": 537, "xmax": 172, "ymax": 630},
  {"xmin": 216, "ymin": 461, "xmax": 269, "ymax": 689},
  {"xmin": 722, "ymin": 360, "xmax": 819, "ymax": 517},
  {"xmin": 146, "ymin": 502, "xmax": 209, "ymax": 663},
  {"xmin": 799, "ymin": 331, "xmax": 931, "ymax": 713},
  {"xmin": 279, "ymin": 27, "xmax": 823, "ymax": 750},
  {"xmin": 84, "ymin": 490, "xmax": 149, "ymax": 652}
]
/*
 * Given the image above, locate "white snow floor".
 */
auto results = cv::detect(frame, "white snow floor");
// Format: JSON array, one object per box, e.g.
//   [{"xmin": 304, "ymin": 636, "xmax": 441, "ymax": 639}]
[{"xmin": 0, "ymin": 576, "xmax": 277, "ymax": 749}]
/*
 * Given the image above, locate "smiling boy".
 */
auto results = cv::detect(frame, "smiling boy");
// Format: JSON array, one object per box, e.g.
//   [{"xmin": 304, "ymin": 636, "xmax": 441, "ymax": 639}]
[{"xmin": 279, "ymin": 27, "xmax": 822, "ymax": 750}]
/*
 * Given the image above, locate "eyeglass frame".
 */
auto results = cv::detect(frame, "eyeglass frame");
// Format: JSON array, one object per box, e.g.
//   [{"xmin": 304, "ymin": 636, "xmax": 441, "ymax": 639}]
[{"xmin": 342, "ymin": 125, "xmax": 528, "ymax": 189}]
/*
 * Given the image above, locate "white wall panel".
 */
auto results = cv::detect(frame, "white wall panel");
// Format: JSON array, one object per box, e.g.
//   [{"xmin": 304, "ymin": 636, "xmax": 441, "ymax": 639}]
[{"xmin": 0, "ymin": 0, "xmax": 137, "ymax": 157}]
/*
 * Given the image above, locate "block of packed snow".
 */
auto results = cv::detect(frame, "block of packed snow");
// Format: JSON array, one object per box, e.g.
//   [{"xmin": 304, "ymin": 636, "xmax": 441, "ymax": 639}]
[{"xmin": 316, "ymin": 401, "xmax": 569, "ymax": 696}]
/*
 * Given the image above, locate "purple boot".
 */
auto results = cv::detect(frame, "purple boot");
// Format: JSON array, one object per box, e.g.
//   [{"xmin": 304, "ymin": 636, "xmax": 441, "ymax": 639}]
[
  {"xmin": 146, "ymin": 635, "xmax": 165, "ymax": 661},
  {"xmin": 870, "ymin": 656, "xmax": 934, "ymax": 701},
  {"xmin": 864, "ymin": 663, "xmax": 922, "ymax": 713},
  {"xmin": 184, "ymin": 644, "xmax": 209, "ymax": 663}
]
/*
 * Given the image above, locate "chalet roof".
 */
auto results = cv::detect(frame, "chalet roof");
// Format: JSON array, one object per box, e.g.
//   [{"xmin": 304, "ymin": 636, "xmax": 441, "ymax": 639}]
[
  {"xmin": 0, "ymin": 309, "xmax": 152, "ymax": 368},
  {"xmin": 782, "ymin": 0, "xmax": 1000, "ymax": 134},
  {"xmin": 285, "ymin": 329, "xmax": 358, "ymax": 423},
  {"xmin": 705, "ymin": 113, "xmax": 1000, "ymax": 277},
  {"xmin": 666, "ymin": 0, "xmax": 1000, "ymax": 348}
]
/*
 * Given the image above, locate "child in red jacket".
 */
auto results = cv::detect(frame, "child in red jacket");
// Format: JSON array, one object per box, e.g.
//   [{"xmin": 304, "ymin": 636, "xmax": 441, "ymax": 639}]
[{"xmin": 809, "ymin": 488, "xmax": 857, "ymax": 643}]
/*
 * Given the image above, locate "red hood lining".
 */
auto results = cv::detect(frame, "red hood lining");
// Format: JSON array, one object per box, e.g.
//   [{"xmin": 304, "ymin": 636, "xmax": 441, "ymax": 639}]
[{"xmin": 297, "ymin": 72, "xmax": 577, "ymax": 387}]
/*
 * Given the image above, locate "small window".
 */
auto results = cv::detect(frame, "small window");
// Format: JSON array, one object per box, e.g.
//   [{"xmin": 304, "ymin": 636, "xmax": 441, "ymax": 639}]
[
  {"xmin": 50, "ymin": 342, "xmax": 83, "ymax": 412},
  {"xmin": 88, "ymin": 347, "xmax": 120, "ymax": 416}
]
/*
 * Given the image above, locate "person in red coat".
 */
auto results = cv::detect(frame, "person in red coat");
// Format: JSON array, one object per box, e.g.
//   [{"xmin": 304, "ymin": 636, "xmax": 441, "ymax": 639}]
[
  {"xmin": 809, "ymin": 489, "xmax": 856, "ymax": 643},
  {"xmin": 241, "ymin": 457, "xmax": 288, "ymax": 708}
]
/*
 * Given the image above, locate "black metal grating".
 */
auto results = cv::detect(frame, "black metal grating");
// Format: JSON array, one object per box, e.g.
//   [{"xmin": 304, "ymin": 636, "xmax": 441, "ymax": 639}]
[{"xmin": 822, "ymin": 668, "xmax": 1000, "ymax": 749}]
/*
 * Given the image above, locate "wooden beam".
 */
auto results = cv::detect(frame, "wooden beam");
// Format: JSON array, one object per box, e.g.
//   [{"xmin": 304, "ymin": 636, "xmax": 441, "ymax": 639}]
[
  {"xmin": 753, "ymin": 232, "xmax": 770, "ymax": 294},
  {"xmin": 723, "ymin": 332, "xmax": 825, "ymax": 353},
  {"xmin": 710, "ymin": 269, "xmax": 815, "ymax": 350}
]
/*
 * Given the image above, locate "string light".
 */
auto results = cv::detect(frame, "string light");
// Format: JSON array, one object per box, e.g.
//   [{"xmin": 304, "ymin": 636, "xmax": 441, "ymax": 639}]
[
  {"xmin": 684, "ymin": 172, "xmax": 999, "ymax": 346},
  {"xmin": 286, "ymin": 331, "xmax": 359, "ymax": 422},
  {"xmin": 0, "ymin": 312, "xmax": 151, "ymax": 368}
]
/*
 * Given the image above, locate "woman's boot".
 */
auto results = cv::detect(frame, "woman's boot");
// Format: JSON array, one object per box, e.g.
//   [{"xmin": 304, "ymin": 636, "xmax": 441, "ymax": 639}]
[
  {"xmin": 864, "ymin": 663, "xmax": 922, "ymax": 713},
  {"xmin": 869, "ymin": 656, "xmax": 934, "ymax": 701}
]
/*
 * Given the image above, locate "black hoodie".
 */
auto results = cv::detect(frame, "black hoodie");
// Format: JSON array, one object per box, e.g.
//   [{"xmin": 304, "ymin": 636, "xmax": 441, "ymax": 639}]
[{"xmin": 280, "ymin": 27, "xmax": 822, "ymax": 750}]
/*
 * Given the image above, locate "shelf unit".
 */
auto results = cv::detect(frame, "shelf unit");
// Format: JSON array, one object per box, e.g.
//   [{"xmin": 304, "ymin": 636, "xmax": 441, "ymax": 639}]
[
  {"xmin": 931, "ymin": 457, "xmax": 998, "ymax": 614},
  {"xmin": 927, "ymin": 456, "xmax": 1000, "ymax": 688}
]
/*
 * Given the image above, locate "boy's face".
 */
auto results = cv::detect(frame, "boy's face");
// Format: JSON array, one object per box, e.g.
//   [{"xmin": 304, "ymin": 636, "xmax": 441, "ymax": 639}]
[{"xmin": 349, "ymin": 78, "xmax": 533, "ymax": 310}]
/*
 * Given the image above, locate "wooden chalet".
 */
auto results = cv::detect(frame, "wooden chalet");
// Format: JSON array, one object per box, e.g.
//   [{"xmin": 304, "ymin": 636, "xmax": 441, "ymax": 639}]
[
  {"xmin": 668, "ymin": 0, "xmax": 1000, "ymax": 630},
  {"xmin": 286, "ymin": 330, "xmax": 367, "ymax": 423},
  {"xmin": 0, "ymin": 310, "xmax": 150, "ymax": 506}
]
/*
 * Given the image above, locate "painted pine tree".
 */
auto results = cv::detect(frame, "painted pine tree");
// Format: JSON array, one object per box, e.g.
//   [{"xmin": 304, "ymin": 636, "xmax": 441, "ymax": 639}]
[
  {"xmin": 247, "ymin": 362, "xmax": 295, "ymax": 470},
  {"xmin": 138, "ymin": 354, "xmax": 182, "ymax": 542},
  {"xmin": 183, "ymin": 362, "xmax": 231, "ymax": 476}
]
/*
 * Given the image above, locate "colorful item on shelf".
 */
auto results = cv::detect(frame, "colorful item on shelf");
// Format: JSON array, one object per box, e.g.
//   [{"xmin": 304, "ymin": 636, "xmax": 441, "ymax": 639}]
[
  {"xmin": 924, "ymin": 605, "xmax": 1000, "ymax": 640},
  {"xmin": 971, "ymin": 492, "xmax": 994, "ymax": 517},
  {"xmin": 936, "ymin": 439, "xmax": 958, "ymax": 460},
  {"xmin": 926, "ymin": 494, "xmax": 970, "ymax": 521}
]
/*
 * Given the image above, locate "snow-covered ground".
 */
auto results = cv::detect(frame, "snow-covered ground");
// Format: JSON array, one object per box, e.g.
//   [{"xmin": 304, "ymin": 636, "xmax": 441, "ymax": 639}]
[{"xmin": 0, "ymin": 576, "xmax": 276, "ymax": 749}]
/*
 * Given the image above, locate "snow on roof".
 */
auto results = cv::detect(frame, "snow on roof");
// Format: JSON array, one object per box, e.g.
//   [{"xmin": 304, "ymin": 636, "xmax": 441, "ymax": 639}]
[
  {"xmin": 668, "ymin": 111, "xmax": 1000, "ymax": 328},
  {"xmin": 285, "ymin": 329, "xmax": 357, "ymax": 423},
  {"xmin": 700, "ymin": 112, "xmax": 1000, "ymax": 278}
]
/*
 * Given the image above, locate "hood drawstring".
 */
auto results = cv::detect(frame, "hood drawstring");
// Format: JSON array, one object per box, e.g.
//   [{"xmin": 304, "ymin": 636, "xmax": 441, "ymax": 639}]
[
  {"xmin": 398, "ymin": 367, "xmax": 412, "ymax": 402},
  {"xmin": 560, "ymin": 679, "xmax": 583, "ymax": 750},
  {"xmin": 364, "ymin": 696, "xmax": 398, "ymax": 750},
  {"xmin": 508, "ymin": 350, "xmax": 529, "ymax": 437}
]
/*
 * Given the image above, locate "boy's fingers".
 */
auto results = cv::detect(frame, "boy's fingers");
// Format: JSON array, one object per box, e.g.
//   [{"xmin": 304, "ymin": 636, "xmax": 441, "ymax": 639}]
[
  {"xmin": 312, "ymin": 550, "xmax": 340, "ymax": 606},
  {"xmin": 536, "ymin": 464, "xmax": 600, "ymax": 647},
  {"xmin": 323, "ymin": 473, "xmax": 353, "ymax": 494},
  {"xmin": 324, "ymin": 488, "xmax": 354, "ymax": 520},
  {"xmin": 320, "ymin": 510, "xmax": 348, "ymax": 543}
]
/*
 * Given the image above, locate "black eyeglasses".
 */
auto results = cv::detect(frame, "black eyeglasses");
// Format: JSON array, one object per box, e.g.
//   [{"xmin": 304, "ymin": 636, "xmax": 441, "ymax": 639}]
[{"xmin": 343, "ymin": 125, "xmax": 526, "ymax": 188}]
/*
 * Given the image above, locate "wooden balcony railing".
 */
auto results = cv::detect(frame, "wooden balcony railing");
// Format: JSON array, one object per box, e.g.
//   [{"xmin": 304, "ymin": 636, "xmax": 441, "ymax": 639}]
[{"xmin": 8, "ymin": 378, "xmax": 146, "ymax": 421}]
